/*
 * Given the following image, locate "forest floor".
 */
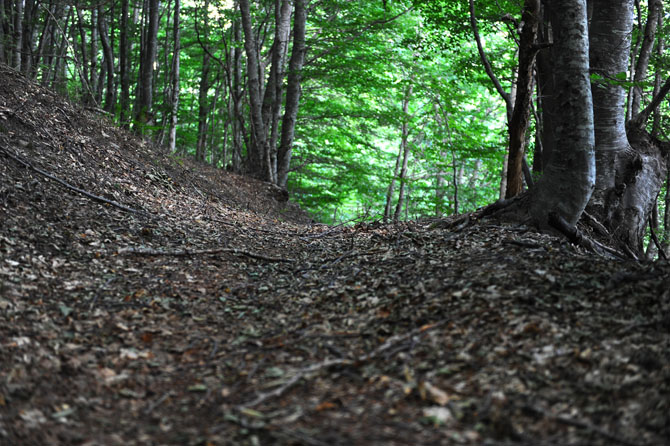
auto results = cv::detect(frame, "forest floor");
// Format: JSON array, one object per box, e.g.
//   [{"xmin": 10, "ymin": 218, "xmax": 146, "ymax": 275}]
[{"xmin": 0, "ymin": 64, "xmax": 669, "ymax": 446}]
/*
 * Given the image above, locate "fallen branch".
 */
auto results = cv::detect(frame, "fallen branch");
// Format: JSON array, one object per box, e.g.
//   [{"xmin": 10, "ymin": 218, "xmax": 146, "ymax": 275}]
[
  {"xmin": 118, "ymin": 246, "xmax": 294, "ymax": 263},
  {"xmin": 237, "ymin": 320, "xmax": 447, "ymax": 409},
  {"xmin": 0, "ymin": 145, "xmax": 145, "ymax": 215}
]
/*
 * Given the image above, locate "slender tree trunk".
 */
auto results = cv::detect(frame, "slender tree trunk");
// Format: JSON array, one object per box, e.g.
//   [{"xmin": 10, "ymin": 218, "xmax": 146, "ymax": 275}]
[
  {"xmin": 89, "ymin": 7, "xmax": 98, "ymax": 101},
  {"xmin": 651, "ymin": 4, "xmax": 664, "ymax": 138},
  {"xmin": 51, "ymin": 6, "xmax": 72, "ymax": 92},
  {"xmin": 394, "ymin": 84, "xmax": 413, "ymax": 222},
  {"xmin": 662, "ymin": 170, "xmax": 670, "ymax": 256},
  {"xmin": 239, "ymin": 0, "xmax": 269, "ymax": 179},
  {"xmin": 12, "ymin": 0, "xmax": 22, "ymax": 70},
  {"xmin": 384, "ymin": 144, "xmax": 403, "ymax": 221},
  {"xmin": 530, "ymin": 0, "xmax": 595, "ymax": 227},
  {"xmin": 277, "ymin": 0, "xmax": 307, "ymax": 188},
  {"xmin": 262, "ymin": 0, "xmax": 292, "ymax": 183},
  {"xmin": 19, "ymin": 0, "xmax": 34, "ymax": 75},
  {"xmin": 120, "ymin": 0, "xmax": 130, "ymax": 127},
  {"xmin": 196, "ymin": 0, "xmax": 211, "ymax": 162},
  {"xmin": 505, "ymin": 0, "xmax": 540, "ymax": 198},
  {"xmin": 231, "ymin": 18, "xmax": 243, "ymax": 172},
  {"xmin": 168, "ymin": 0, "xmax": 180, "ymax": 153},
  {"xmin": 631, "ymin": 0, "xmax": 661, "ymax": 116},
  {"xmin": 98, "ymin": 6, "xmax": 115, "ymax": 112},
  {"xmin": 32, "ymin": 1, "xmax": 53, "ymax": 80},
  {"xmin": 452, "ymin": 152, "xmax": 460, "ymax": 215},
  {"xmin": 135, "ymin": 0, "xmax": 159, "ymax": 129}
]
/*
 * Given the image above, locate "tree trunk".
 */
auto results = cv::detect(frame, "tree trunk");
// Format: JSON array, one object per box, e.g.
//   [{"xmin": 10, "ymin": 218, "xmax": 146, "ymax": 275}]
[
  {"xmin": 585, "ymin": 0, "xmax": 633, "ymax": 214},
  {"xmin": 32, "ymin": 1, "xmax": 53, "ymax": 80},
  {"xmin": 277, "ymin": 0, "xmax": 307, "ymax": 188},
  {"xmin": 588, "ymin": 0, "xmax": 667, "ymax": 254},
  {"xmin": 651, "ymin": 4, "xmax": 664, "ymax": 138},
  {"xmin": 196, "ymin": 0, "xmax": 211, "ymax": 162},
  {"xmin": 168, "ymin": 0, "xmax": 180, "ymax": 153},
  {"xmin": 119, "ymin": 0, "xmax": 130, "ymax": 127},
  {"xmin": 530, "ymin": 0, "xmax": 595, "ymax": 227},
  {"xmin": 12, "ymin": 0, "xmax": 22, "ymax": 70},
  {"xmin": 394, "ymin": 84, "xmax": 413, "ymax": 222},
  {"xmin": 19, "ymin": 0, "xmax": 34, "ymax": 75},
  {"xmin": 505, "ymin": 0, "xmax": 540, "ymax": 198},
  {"xmin": 262, "ymin": 0, "xmax": 292, "ymax": 184},
  {"xmin": 89, "ymin": 8, "xmax": 98, "ymax": 102},
  {"xmin": 98, "ymin": 6, "xmax": 115, "ymax": 113},
  {"xmin": 631, "ymin": 0, "xmax": 661, "ymax": 116},
  {"xmin": 384, "ymin": 141, "xmax": 403, "ymax": 221},
  {"xmin": 239, "ymin": 0, "xmax": 269, "ymax": 179},
  {"xmin": 135, "ymin": 0, "xmax": 159, "ymax": 130}
]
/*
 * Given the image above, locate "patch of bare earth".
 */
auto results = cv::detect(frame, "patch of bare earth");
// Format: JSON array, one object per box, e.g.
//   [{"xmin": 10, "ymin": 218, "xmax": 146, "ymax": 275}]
[{"xmin": 1, "ymin": 65, "xmax": 669, "ymax": 446}]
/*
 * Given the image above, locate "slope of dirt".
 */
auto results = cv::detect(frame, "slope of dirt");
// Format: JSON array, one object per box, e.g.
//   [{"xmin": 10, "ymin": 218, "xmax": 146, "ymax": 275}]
[{"xmin": 1, "ymin": 64, "xmax": 669, "ymax": 446}]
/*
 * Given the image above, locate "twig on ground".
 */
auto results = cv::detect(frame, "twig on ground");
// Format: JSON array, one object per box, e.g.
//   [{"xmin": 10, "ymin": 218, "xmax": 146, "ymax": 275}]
[
  {"xmin": 143, "ymin": 392, "xmax": 173, "ymax": 415},
  {"xmin": 522, "ymin": 405, "xmax": 643, "ymax": 446},
  {"xmin": 237, "ymin": 320, "xmax": 447, "ymax": 409},
  {"xmin": 1, "ymin": 145, "xmax": 145, "ymax": 215},
  {"xmin": 118, "ymin": 246, "xmax": 294, "ymax": 263}
]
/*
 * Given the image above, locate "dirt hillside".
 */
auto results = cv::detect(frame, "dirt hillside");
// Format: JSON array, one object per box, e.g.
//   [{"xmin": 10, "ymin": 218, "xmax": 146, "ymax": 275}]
[{"xmin": 1, "ymin": 64, "xmax": 669, "ymax": 446}]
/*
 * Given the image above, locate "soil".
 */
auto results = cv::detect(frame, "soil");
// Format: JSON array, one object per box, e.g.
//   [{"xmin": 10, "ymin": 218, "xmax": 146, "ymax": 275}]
[{"xmin": 1, "ymin": 64, "xmax": 669, "ymax": 446}]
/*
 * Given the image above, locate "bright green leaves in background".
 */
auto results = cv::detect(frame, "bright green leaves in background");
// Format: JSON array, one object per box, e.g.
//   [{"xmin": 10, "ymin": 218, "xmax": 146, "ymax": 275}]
[{"xmin": 289, "ymin": 0, "xmax": 509, "ymax": 223}]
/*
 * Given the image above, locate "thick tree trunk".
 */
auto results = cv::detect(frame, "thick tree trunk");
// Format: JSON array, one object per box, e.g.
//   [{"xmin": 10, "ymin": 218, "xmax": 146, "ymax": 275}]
[
  {"xmin": 589, "ymin": 0, "xmax": 667, "ymax": 254},
  {"xmin": 587, "ymin": 0, "xmax": 633, "ymax": 213},
  {"xmin": 530, "ymin": 0, "xmax": 595, "ymax": 227},
  {"xmin": 277, "ymin": 0, "xmax": 306, "ymax": 188}
]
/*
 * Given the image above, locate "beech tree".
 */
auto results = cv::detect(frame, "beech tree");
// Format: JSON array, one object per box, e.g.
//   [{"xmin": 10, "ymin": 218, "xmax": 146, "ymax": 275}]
[{"xmin": 529, "ymin": 0, "xmax": 595, "ymax": 227}]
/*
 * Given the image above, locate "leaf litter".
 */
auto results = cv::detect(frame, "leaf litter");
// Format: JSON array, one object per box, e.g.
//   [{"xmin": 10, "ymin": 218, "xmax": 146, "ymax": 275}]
[{"xmin": 0, "ymin": 65, "xmax": 669, "ymax": 446}]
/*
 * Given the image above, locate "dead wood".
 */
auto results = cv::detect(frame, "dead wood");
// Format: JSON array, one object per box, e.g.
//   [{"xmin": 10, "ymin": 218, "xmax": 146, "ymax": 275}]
[
  {"xmin": 118, "ymin": 246, "xmax": 294, "ymax": 263},
  {"xmin": 238, "ymin": 321, "xmax": 447, "ymax": 409},
  {"xmin": 1, "ymin": 145, "xmax": 145, "ymax": 215}
]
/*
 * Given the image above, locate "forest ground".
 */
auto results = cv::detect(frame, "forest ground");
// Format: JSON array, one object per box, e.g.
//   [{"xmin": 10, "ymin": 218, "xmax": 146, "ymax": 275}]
[{"xmin": 0, "ymin": 65, "xmax": 669, "ymax": 446}]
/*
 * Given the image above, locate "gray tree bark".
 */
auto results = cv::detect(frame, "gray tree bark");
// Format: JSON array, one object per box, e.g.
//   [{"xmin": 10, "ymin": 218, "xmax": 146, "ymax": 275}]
[
  {"xmin": 277, "ymin": 0, "xmax": 307, "ymax": 188},
  {"xmin": 588, "ymin": 0, "xmax": 667, "ymax": 254},
  {"xmin": 530, "ymin": 0, "xmax": 595, "ymax": 227},
  {"xmin": 239, "ymin": 0, "xmax": 269, "ymax": 179},
  {"xmin": 631, "ymin": 0, "xmax": 661, "ymax": 116},
  {"xmin": 135, "ymin": 0, "xmax": 160, "ymax": 129},
  {"xmin": 168, "ymin": 0, "xmax": 181, "ymax": 153}
]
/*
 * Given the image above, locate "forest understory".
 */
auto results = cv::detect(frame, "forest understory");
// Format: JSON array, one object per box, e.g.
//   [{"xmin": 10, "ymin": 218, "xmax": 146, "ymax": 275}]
[{"xmin": 1, "ymin": 65, "xmax": 669, "ymax": 446}]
